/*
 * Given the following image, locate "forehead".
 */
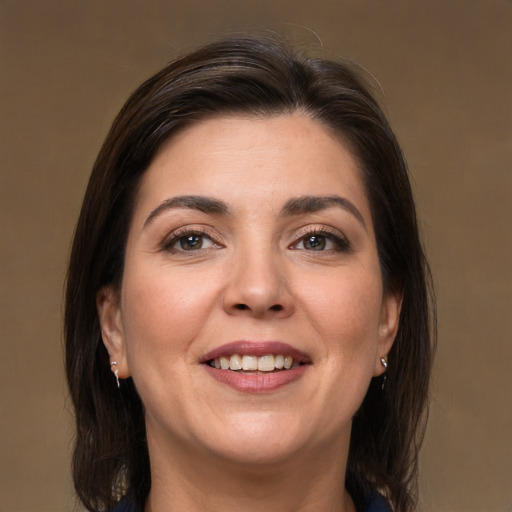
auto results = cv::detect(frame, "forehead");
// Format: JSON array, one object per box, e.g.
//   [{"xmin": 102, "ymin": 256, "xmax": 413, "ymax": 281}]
[{"xmin": 133, "ymin": 114, "xmax": 370, "ymax": 221}]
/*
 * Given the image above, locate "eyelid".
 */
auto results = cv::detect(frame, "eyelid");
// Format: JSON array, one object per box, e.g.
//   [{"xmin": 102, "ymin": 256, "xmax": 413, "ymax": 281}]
[
  {"xmin": 161, "ymin": 225, "xmax": 224, "ymax": 252},
  {"xmin": 289, "ymin": 224, "xmax": 351, "ymax": 251}
]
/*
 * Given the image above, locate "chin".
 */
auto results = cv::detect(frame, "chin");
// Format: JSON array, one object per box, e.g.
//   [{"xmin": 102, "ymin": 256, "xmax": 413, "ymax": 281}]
[{"xmin": 198, "ymin": 413, "xmax": 311, "ymax": 466}]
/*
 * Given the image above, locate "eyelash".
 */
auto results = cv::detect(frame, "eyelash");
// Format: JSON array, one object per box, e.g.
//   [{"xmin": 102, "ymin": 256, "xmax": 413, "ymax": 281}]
[
  {"xmin": 161, "ymin": 226, "xmax": 351, "ymax": 254},
  {"xmin": 291, "ymin": 227, "xmax": 351, "ymax": 253},
  {"xmin": 162, "ymin": 227, "xmax": 222, "ymax": 253}
]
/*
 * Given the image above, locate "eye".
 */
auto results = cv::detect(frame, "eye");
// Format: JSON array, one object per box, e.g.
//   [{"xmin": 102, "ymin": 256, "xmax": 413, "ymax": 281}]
[
  {"xmin": 292, "ymin": 229, "xmax": 350, "ymax": 252},
  {"xmin": 302, "ymin": 234, "xmax": 328, "ymax": 251},
  {"xmin": 175, "ymin": 234, "xmax": 209, "ymax": 250},
  {"xmin": 164, "ymin": 228, "xmax": 221, "ymax": 253}
]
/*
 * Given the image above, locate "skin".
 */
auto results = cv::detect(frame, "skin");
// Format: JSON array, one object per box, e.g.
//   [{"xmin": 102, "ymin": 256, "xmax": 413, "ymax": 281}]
[{"xmin": 98, "ymin": 114, "xmax": 401, "ymax": 512}]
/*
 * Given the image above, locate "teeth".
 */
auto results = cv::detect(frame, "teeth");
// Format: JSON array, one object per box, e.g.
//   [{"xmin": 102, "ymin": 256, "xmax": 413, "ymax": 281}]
[
  {"xmin": 211, "ymin": 354, "xmax": 301, "ymax": 372},
  {"xmin": 258, "ymin": 355, "xmax": 275, "ymax": 372},
  {"xmin": 242, "ymin": 355, "xmax": 258, "ymax": 371},
  {"xmin": 229, "ymin": 354, "xmax": 242, "ymax": 370}
]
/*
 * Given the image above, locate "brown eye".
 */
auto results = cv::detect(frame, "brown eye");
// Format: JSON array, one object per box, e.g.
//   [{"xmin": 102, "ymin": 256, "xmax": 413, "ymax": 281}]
[
  {"xmin": 303, "ymin": 235, "xmax": 326, "ymax": 251},
  {"xmin": 178, "ymin": 234, "xmax": 204, "ymax": 250},
  {"xmin": 165, "ymin": 231, "xmax": 219, "ymax": 252},
  {"xmin": 292, "ymin": 230, "xmax": 351, "ymax": 252}
]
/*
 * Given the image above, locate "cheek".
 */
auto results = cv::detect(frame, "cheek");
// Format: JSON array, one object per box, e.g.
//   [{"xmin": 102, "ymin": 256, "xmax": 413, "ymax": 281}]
[
  {"xmin": 288, "ymin": 265, "xmax": 384, "ymax": 436},
  {"xmin": 120, "ymin": 265, "xmax": 221, "ymax": 365},
  {"xmin": 299, "ymin": 266, "xmax": 383, "ymax": 359}
]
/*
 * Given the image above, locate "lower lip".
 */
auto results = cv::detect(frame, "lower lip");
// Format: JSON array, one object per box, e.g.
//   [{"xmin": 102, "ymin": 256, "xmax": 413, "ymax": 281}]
[{"xmin": 203, "ymin": 365, "xmax": 308, "ymax": 393}]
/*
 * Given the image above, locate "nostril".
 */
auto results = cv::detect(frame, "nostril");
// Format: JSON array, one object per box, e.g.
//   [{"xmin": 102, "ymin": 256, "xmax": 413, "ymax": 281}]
[{"xmin": 233, "ymin": 303, "xmax": 284, "ymax": 312}]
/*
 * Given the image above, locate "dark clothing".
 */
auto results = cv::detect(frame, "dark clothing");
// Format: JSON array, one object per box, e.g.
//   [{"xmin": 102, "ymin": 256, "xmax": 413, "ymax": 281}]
[{"xmin": 362, "ymin": 489, "xmax": 392, "ymax": 512}]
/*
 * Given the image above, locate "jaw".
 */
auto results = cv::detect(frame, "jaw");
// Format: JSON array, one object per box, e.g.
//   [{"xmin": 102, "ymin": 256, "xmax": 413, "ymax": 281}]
[{"xmin": 144, "ymin": 408, "xmax": 353, "ymax": 512}]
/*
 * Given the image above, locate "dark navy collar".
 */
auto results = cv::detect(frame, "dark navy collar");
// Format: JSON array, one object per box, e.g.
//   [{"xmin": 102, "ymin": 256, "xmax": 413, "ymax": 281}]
[
  {"xmin": 347, "ymin": 473, "xmax": 392, "ymax": 512},
  {"xmin": 362, "ymin": 490, "xmax": 392, "ymax": 512}
]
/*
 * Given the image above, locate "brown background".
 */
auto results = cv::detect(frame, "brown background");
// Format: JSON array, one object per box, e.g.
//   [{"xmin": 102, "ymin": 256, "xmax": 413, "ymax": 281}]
[{"xmin": 1, "ymin": 1, "xmax": 511, "ymax": 511}]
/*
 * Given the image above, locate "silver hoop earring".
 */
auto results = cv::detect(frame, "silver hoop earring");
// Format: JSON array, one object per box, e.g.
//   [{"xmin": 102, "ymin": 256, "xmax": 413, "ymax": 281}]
[{"xmin": 110, "ymin": 361, "xmax": 120, "ymax": 389}]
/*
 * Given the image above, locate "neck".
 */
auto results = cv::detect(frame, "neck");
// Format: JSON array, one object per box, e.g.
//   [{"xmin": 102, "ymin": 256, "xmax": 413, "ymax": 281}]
[{"xmin": 144, "ymin": 427, "xmax": 355, "ymax": 512}]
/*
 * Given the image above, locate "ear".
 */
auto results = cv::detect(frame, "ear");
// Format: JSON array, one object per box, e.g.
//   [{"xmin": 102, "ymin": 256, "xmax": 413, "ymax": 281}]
[
  {"xmin": 97, "ymin": 285, "xmax": 130, "ymax": 379},
  {"xmin": 373, "ymin": 289, "xmax": 402, "ymax": 377}
]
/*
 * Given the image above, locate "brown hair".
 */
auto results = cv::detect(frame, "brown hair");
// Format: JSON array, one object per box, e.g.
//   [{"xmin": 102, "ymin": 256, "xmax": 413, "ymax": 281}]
[{"xmin": 65, "ymin": 34, "xmax": 435, "ymax": 512}]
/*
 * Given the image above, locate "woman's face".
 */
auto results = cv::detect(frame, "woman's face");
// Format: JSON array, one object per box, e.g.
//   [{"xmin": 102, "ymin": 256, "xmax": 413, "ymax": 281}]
[{"xmin": 99, "ymin": 114, "xmax": 400, "ymax": 467}]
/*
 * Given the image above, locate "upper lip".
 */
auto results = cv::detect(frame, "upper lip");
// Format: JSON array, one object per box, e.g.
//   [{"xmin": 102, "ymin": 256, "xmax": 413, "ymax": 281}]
[{"xmin": 200, "ymin": 341, "xmax": 311, "ymax": 364}]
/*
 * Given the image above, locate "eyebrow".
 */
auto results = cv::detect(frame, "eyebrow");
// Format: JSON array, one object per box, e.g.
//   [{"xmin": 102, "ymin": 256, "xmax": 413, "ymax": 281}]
[
  {"xmin": 143, "ymin": 194, "xmax": 366, "ymax": 230},
  {"xmin": 281, "ymin": 195, "xmax": 366, "ymax": 229},
  {"xmin": 144, "ymin": 195, "xmax": 230, "ymax": 227}
]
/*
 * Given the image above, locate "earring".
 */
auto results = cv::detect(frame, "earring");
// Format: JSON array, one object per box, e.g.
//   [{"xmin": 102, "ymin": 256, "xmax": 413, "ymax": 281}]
[
  {"xmin": 110, "ymin": 361, "xmax": 120, "ymax": 389},
  {"xmin": 380, "ymin": 356, "xmax": 388, "ymax": 391}
]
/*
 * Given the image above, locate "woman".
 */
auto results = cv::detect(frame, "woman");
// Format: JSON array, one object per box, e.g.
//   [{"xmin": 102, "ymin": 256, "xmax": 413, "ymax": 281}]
[{"xmin": 65, "ymin": 35, "xmax": 435, "ymax": 512}]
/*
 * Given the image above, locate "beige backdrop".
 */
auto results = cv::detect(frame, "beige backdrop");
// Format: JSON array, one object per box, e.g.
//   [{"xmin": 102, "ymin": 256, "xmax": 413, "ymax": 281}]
[{"xmin": 1, "ymin": 1, "xmax": 511, "ymax": 511}]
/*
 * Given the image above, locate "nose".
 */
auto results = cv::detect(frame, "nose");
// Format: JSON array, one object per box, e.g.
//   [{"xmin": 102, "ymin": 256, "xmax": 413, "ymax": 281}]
[{"xmin": 222, "ymin": 248, "xmax": 295, "ymax": 319}]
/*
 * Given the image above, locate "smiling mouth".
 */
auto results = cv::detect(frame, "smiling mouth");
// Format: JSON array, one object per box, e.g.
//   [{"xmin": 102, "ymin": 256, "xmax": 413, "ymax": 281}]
[
  {"xmin": 207, "ymin": 354, "xmax": 304, "ymax": 372},
  {"xmin": 201, "ymin": 342, "xmax": 310, "ymax": 392}
]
